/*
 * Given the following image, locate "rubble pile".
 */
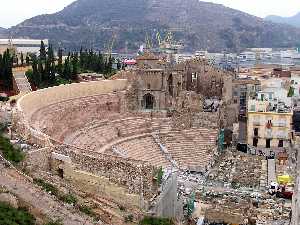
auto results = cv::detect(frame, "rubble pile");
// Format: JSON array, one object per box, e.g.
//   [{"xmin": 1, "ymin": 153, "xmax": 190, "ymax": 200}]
[
  {"xmin": 196, "ymin": 189, "xmax": 292, "ymax": 224},
  {"xmin": 208, "ymin": 151, "xmax": 264, "ymax": 189}
]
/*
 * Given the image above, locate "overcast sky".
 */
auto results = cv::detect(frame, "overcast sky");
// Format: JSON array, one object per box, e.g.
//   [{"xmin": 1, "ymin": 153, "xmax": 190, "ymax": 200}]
[{"xmin": 0, "ymin": 0, "xmax": 299, "ymax": 28}]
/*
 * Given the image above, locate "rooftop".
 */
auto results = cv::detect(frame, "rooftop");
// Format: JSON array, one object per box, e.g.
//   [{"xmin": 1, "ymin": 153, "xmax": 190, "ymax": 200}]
[{"xmin": 248, "ymin": 99, "xmax": 292, "ymax": 114}]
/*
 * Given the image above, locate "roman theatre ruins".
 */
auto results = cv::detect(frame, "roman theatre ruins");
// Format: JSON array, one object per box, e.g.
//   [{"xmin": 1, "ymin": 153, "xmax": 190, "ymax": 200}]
[{"xmin": 13, "ymin": 58, "xmax": 230, "ymax": 213}]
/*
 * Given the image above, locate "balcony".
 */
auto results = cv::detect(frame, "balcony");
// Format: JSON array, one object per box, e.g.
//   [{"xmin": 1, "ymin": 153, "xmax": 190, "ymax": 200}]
[
  {"xmin": 270, "ymin": 120, "xmax": 287, "ymax": 127},
  {"xmin": 276, "ymin": 132, "xmax": 289, "ymax": 139},
  {"xmin": 277, "ymin": 122, "xmax": 287, "ymax": 127},
  {"xmin": 265, "ymin": 129, "xmax": 272, "ymax": 139}
]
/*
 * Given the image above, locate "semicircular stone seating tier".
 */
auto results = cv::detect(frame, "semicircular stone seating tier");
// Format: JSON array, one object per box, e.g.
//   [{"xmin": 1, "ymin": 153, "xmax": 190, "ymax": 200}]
[{"xmin": 29, "ymin": 93, "xmax": 218, "ymax": 170}]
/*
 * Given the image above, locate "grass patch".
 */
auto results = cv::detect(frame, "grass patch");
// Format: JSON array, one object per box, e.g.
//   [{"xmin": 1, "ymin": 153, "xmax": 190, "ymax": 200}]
[
  {"xmin": 139, "ymin": 217, "xmax": 174, "ymax": 225},
  {"xmin": 78, "ymin": 205, "xmax": 93, "ymax": 215},
  {"xmin": 155, "ymin": 167, "xmax": 164, "ymax": 185},
  {"xmin": 43, "ymin": 220, "xmax": 63, "ymax": 225},
  {"xmin": 60, "ymin": 193, "xmax": 77, "ymax": 205},
  {"xmin": 0, "ymin": 135, "xmax": 25, "ymax": 164},
  {"xmin": 34, "ymin": 178, "xmax": 79, "ymax": 204},
  {"xmin": 34, "ymin": 179, "xmax": 101, "ymax": 221},
  {"xmin": 0, "ymin": 123, "xmax": 7, "ymax": 133},
  {"xmin": 0, "ymin": 96, "xmax": 9, "ymax": 102},
  {"xmin": 33, "ymin": 178, "xmax": 59, "ymax": 196},
  {"xmin": 0, "ymin": 201, "xmax": 35, "ymax": 225},
  {"xmin": 124, "ymin": 214, "xmax": 134, "ymax": 223},
  {"xmin": 78, "ymin": 204, "xmax": 99, "ymax": 220}
]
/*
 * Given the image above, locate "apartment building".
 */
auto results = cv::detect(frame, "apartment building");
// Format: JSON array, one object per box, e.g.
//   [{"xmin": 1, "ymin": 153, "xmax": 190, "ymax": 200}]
[{"xmin": 247, "ymin": 99, "xmax": 292, "ymax": 149}]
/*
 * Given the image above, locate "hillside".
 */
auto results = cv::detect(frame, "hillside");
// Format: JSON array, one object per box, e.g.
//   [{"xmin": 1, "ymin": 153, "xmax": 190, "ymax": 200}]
[
  {"xmin": 265, "ymin": 13, "xmax": 300, "ymax": 28},
  {"xmin": 7, "ymin": 0, "xmax": 300, "ymax": 52}
]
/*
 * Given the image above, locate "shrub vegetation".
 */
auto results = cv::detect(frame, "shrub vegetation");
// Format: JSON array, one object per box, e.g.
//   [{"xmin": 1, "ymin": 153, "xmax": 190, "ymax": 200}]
[
  {"xmin": 139, "ymin": 217, "xmax": 174, "ymax": 225},
  {"xmin": 0, "ymin": 135, "xmax": 24, "ymax": 163},
  {"xmin": 0, "ymin": 201, "xmax": 35, "ymax": 225}
]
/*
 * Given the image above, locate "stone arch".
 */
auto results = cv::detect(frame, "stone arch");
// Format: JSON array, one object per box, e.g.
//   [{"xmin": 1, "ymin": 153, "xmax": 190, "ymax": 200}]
[{"xmin": 142, "ymin": 93, "xmax": 155, "ymax": 109}]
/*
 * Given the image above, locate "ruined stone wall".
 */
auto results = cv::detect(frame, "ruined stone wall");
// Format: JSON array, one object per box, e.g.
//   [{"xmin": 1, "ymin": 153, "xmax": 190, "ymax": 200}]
[
  {"xmin": 224, "ymin": 103, "xmax": 239, "ymax": 128},
  {"xmin": 23, "ymin": 148, "xmax": 52, "ymax": 173},
  {"xmin": 192, "ymin": 112, "xmax": 219, "ymax": 129},
  {"xmin": 62, "ymin": 164, "xmax": 142, "ymax": 208},
  {"xmin": 136, "ymin": 70, "xmax": 165, "ymax": 91},
  {"xmin": 173, "ymin": 91, "xmax": 203, "ymax": 113},
  {"xmin": 55, "ymin": 146, "xmax": 157, "ymax": 200},
  {"xmin": 176, "ymin": 58, "xmax": 234, "ymax": 101}
]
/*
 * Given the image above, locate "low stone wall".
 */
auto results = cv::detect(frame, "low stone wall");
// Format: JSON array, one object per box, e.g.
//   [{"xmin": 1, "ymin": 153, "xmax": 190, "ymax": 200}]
[
  {"xmin": 24, "ymin": 148, "xmax": 52, "ymax": 173},
  {"xmin": 54, "ymin": 146, "xmax": 157, "ymax": 200},
  {"xmin": 63, "ymin": 165, "xmax": 142, "ymax": 207}
]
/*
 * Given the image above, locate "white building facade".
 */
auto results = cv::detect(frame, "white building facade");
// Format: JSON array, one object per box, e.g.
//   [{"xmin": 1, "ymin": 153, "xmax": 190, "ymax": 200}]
[{"xmin": 0, "ymin": 39, "xmax": 48, "ymax": 54}]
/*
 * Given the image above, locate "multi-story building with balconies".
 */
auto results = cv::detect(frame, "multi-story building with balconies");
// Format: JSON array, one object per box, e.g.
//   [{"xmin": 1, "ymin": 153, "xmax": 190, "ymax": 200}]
[{"xmin": 247, "ymin": 99, "xmax": 293, "ymax": 149}]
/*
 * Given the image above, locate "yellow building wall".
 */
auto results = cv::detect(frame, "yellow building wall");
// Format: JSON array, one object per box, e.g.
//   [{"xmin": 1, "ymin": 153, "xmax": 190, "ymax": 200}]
[{"xmin": 247, "ymin": 112, "xmax": 292, "ymax": 148}]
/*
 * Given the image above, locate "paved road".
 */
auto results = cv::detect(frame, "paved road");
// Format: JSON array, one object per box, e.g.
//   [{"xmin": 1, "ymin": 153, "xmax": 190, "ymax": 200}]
[{"xmin": 0, "ymin": 166, "xmax": 96, "ymax": 225}]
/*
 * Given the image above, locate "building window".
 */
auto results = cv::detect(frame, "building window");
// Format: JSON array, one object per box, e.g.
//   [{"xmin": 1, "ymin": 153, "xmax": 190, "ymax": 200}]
[
  {"xmin": 278, "ymin": 140, "xmax": 284, "ymax": 148},
  {"xmin": 269, "ymin": 93, "xmax": 273, "ymax": 100},
  {"xmin": 266, "ymin": 120, "xmax": 272, "ymax": 129},
  {"xmin": 192, "ymin": 73, "xmax": 197, "ymax": 81},
  {"xmin": 254, "ymin": 128, "xmax": 258, "ymax": 136},
  {"xmin": 234, "ymin": 99, "xmax": 238, "ymax": 104},
  {"xmin": 147, "ymin": 83, "xmax": 151, "ymax": 89},
  {"xmin": 253, "ymin": 138, "xmax": 258, "ymax": 147},
  {"xmin": 266, "ymin": 139, "xmax": 271, "ymax": 148}
]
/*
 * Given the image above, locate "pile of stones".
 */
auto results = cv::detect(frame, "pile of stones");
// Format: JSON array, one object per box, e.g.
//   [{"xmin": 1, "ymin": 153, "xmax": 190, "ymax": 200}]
[{"xmin": 208, "ymin": 151, "xmax": 264, "ymax": 189}]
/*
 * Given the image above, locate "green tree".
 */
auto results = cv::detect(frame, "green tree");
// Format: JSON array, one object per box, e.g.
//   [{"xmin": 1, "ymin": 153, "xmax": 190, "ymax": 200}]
[
  {"xmin": 288, "ymin": 86, "xmax": 295, "ymax": 97},
  {"xmin": 62, "ymin": 56, "xmax": 71, "ymax": 80},
  {"xmin": 117, "ymin": 58, "xmax": 122, "ymax": 70},
  {"xmin": 57, "ymin": 48, "xmax": 63, "ymax": 75},
  {"xmin": 20, "ymin": 52, "xmax": 24, "ymax": 66},
  {"xmin": 0, "ymin": 50, "xmax": 14, "ymax": 90},
  {"xmin": 38, "ymin": 59, "xmax": 44, "ymax": 85},
  {"xmin": 40, "ymin": 40, "xmax": 47, "ymax": 61},
  {"xmin": 25, "ymin": 54, "xmax": 30, "ymax": 65},
  {"xmin": 71, "ymin": 52, "xmax": 79, "ymax": 80},
  {"xmin": 0, "ymin": 202, "xmax": 35, "ymax": 225},
  {"xmin": 47, "ymin": 45, "xmax": 56, "ymax": 84},
  {"xmin": 30, "ymin": 55, "xmax": 41, "ymax": 87}
]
